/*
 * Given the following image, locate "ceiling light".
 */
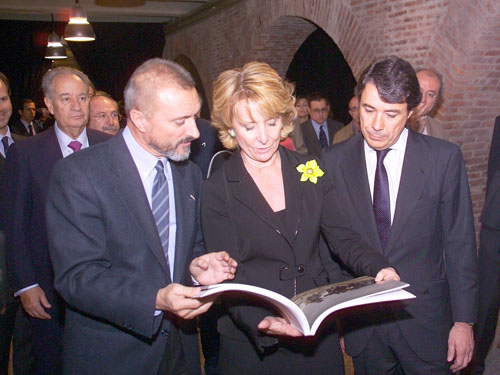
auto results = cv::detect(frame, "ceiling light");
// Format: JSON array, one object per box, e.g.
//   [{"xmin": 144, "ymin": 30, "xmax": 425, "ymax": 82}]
[
  {"xmin": 45, "ymin": 32, "xmax": 68, "ymax": 59},
  {"xmin": 64, "ymin": 0, "xmax": 96, "ymax": 42}
]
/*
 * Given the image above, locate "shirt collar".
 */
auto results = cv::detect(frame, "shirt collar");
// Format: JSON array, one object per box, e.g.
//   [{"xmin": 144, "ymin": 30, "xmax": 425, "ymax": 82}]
[
  {"xmin": 1, "ymin": 127, "xmax": 12, "ymax": 139},
  {"xmin": 363, "ymin": 127, "xmax": 408, "ymax": 154},
  {"xmin": 122, "ymin": 126, "xmax": 165, "ymax": 178},
  {"xmin": 311, "ymin": 119, "xmax": 327, "ymax": 129},
  {"xmin": 54, "ymin": 122, "xmax": 89, "ymax": 149}
]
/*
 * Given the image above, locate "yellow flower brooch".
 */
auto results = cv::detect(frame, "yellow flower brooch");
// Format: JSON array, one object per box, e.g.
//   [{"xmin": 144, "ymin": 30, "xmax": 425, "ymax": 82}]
[{"xmin": 296, "ymin": 160, "xmax": 324, "ymax": 184}]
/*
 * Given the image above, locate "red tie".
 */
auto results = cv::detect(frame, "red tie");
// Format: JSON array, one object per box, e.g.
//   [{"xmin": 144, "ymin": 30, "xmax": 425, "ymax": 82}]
[{"xmin": 68, "ymin": 140, "xmax": 82, "ymax": 152}]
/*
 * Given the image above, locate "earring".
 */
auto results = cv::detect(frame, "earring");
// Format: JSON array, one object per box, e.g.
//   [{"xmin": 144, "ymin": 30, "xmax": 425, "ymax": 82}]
[{"xmin": 228, "ymin": 129, "xmax": 235, "ymax": 137}]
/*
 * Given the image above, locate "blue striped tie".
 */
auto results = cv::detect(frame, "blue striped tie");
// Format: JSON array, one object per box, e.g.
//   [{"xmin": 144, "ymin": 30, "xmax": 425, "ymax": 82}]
[{"xmin": 152, "ymin": 160, "xmax": 170, "ymax": 270}]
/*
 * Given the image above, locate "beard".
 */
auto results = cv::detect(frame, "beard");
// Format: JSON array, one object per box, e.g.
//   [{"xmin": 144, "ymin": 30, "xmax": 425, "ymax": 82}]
[{"xmin": 152, "ymin": 136, "xmax": 194, "ymax": 162}]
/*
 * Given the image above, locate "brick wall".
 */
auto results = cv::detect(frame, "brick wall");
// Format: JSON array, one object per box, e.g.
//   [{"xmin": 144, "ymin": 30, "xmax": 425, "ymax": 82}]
[{"xmin": 163, "ymin": 0, "xmax": 500, "ymax": 232}]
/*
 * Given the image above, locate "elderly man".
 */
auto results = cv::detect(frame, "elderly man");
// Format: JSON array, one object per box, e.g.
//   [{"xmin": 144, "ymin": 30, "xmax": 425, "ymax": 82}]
[
  {"xmin": 45, "ymin": 58, "xmax": 236, "ymax": 375},
  {"xmin": 333, "ymin": 95, "xmax": 361, "ymax": 144},
  {"xmin": 323, "ymin": 56, "xmax": 477, "ymax": 375},
  {"xmin": 2, "ymin": 67, "xmax": 110, "ymax": 375},
  {"xmin": 88, "ymin": 92, "xmax": 121, "ymax": 135},
  {"xmin": 409, "ymin": 68, "xmax": 445, "ymax": 139}
]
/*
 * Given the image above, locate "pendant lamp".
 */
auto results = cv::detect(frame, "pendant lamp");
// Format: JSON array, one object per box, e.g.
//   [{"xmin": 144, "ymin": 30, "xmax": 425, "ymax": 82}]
[
  {"xmin": 64, "ymin": 0, "xmax": 95, "ymax": 42},
  {"xmin": 45, "ymin": 14, "xmax": 67, "ymax": 60}
]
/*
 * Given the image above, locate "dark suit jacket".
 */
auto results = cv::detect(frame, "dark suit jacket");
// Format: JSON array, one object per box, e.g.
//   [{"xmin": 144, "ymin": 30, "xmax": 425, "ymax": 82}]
[
  {"xmin": 0, "ymin": 232, "xmax": 6, "ymax": 311},
  {"xmin": 302, "ymin": 118, "xmax": 343, "ymax": 158},
  {"xmin": 201, "ymin": 147, "xmax": 391, "ymax": 359},
  {"xmin": 481, "ymin": 116, "xmax": 500, "ymax": 230},
  {"xmin": 9, "ymin": 121, "xmax": 43, "ymax": 137},
  {"xmin": 322, "ymin": 130, "xmax": 478, "ymax": 362},
  {"xmin": 190, "ymin": 117, "xmax": 222, "ymax": 178},
  {"xmin": 2, "ymin": 127, "xmax": 110, "ymax": 305},
  {"xmin": 46, "ymin": 133, "xmax": 204, "ymax": 375},
  {"xmin": 0, "ymin": 133, "xmax": 24, "ymax": 171}
]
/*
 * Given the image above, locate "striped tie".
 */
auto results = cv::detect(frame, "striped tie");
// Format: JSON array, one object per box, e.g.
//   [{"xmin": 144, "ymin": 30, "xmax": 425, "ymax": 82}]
[{"xmin": 152, "ymin": 160, "xmax": 170, "ymax": 271}]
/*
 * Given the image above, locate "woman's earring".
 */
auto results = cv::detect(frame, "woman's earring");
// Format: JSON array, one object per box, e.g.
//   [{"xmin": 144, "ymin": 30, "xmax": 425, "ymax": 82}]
[{"xmin": 228, "ymin": 129, "xmax": 235, "ymax": 137}]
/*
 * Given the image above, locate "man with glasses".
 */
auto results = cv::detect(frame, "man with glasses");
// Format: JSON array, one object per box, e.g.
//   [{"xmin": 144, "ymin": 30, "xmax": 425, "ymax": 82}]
[
  {"xmin": 88, "ymin": 92, "xmax": 121, "ymax": 135},
  {"xmin": 302, "ymin": 92, "xmax": 343, "ymax": 158}
]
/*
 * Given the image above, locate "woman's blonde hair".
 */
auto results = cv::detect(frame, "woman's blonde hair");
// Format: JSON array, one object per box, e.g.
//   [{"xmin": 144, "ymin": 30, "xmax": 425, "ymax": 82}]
[{"xmin": 211, "ymin": 62, "xmax": 297, "ymax": 149}]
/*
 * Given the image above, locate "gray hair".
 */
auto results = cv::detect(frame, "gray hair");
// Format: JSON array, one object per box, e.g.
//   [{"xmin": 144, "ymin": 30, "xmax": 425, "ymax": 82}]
[
  {"xmin": 124, "ymin": 58, "xmax": 195, "ymax": 118},
  {"xmin": 42, "ymin": 67, "xmax": 91, "ymax": 100}
]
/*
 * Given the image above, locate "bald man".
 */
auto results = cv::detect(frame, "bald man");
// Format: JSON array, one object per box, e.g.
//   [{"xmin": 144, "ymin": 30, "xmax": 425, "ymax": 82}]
[
  {"xmin": 408, "ymin": 69, "xmax": 445, "ymax": 139},
  {"xmin": 88, "ymin": 94, "xmax": 121, "ymax": 135}
]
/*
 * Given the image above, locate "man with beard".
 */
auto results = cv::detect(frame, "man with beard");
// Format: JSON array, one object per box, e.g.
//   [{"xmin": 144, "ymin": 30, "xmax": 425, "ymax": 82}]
[
  {"xmin": 88, "ymin": 92, "xmax": 121, "ymax": 135},
  {"xmin": 45, "ymin": 58, "xmax": 237, "ymax": 375}
]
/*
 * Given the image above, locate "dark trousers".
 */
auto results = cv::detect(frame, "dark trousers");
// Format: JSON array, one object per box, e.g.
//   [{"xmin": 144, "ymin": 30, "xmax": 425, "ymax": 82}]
[
  {"xmin": 157, "ymin": 324, "xmax": 187, "ymax": 375},
  {"xmin": 464, "ymin": 225, "xmax": 500, "ymax": 375},
  {"xmin": 0, "ymin": 302, "xmax": 35, "ymax": 375},
  {"xmin": 352, "ymin": 319, "xmax": 451, "ymax": 375}
]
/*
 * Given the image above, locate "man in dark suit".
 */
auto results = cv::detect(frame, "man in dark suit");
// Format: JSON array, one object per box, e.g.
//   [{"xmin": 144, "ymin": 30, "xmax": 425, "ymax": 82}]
[
  {"xmin": 323, "ymin": 56, "xmax": 478, "ymax": 374},
  {"xmin": 465, "ymin": 116, "xmax": 500, "ymax": 375},
  {"xmin": 190, "ymin": 116, "xmax": 222, "ymax": 178},
  {"xmin": 46, "ymin": 58, "xmax": 236, "ymax": 375},
  {"xmin": 2, "ymin": 67, "xmax": 110, "ymax": 375},
  {"xmin": 0, "ymin": 71, "xmax": 34, "ymax": 375},
  {"xmin": 10, "ymin": 99, "xmax": 43, "ymax": 137},
  {"xmin": 301, "ymin": 92, "xmax": 343, "ymax": 158}
]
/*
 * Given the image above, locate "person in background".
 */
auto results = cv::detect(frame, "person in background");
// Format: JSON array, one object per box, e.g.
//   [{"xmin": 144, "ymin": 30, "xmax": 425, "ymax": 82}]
[
  {"xmin": 333, "ymin": 95, "xmax": 360, "ymax": 144},
  {"xmin": 408, "ymin": 68, "xmax": 445, "ymax": 139},
  {"xmin": 88, "ymin": 92, "xmax": 121, "ymax": 136},
  {"xmin": 2, "ymin": 67, "xmax": 110, "ymax": 375},
  {"xmin": 202, "ymin": 61, "xmax": 399, "ymax": 375},
  {"xmin": 301, "ymin": 92, "xmax": 343, "ymax": 158},
  {"xmin": 288, "ymin": 94, "xmax": 309, "ymax": 154},
  {"xmin": 11, "ymin": 99, "xmax": 42, "ymax": 137},
  {"xmin": 323, "ymin": 56, "xmax": 477, "ymax": 375}
]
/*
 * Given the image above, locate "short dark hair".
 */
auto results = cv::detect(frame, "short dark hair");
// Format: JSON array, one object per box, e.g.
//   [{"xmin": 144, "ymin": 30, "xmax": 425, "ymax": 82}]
[
  {"xmin": 19, "ymin": 98, "xmax": 35, "ymax": 111},
  {"xmin": 0, "ymin": 72, "xmax": 11, "ymax": 95},
  {"xmin": 307, "ymin": 92, "xmax": 329, "ymax": 106},
  {"xmin": 356, "ymin": 56, "xmax": 421, "ymax": 111}
]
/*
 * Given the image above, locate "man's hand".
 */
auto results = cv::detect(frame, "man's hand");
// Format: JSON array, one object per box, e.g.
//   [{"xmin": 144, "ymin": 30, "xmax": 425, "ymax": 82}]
[
  {"xmin": 190, "ymin": 251, "xmax": 237, "ymax": 285},
  {"xmin": 258, "ymin": 316, "xmax": 303, "ymax": 337},
  {"xmin": 447, "ymin": 322, "xmax": 474, "ymax": 372},
  {"xmin": 155, "ymin": 283, "xmax": 215, "ymax": 320},
  {"xmin": 374, "ymin": 267, "xmax": 400, "ymax": 282},
  {"xmin": 20, "ymin": 286, "xmax": 51, "ymax": 319}
]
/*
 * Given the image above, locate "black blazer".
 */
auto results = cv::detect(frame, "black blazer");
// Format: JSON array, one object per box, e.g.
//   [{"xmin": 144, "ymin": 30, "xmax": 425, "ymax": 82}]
[
  {"xmin": 9, "ymin": 120, "xmax": 43, "ymax": 137},
  {"xmin": 322, "ymin": 130, "xmax": 478, "ymax": 362},
  {"xmin": 201, "ymin": 147, "xmax": 391, "ymax": 350},
  {"xmin": 46, "ymin": 133, "xmax": 204, "ymax": 375},
  {"xmin": 2, "ymin": 127, "xmax": 110, "ymax": 297},
  {"xmin": 301, "ymin": 118, "xmax": 343, "ymax": 159},
  {"xmin": 0, "ymin": 133, "xmax": 24, "ymax": 171},
  {"xmin": 481, "ymin": 116, "xmax": 500, "ymax": 230}
]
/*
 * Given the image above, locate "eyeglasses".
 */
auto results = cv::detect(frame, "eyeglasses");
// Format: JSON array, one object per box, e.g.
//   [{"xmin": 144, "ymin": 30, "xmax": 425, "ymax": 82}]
[
  {"xmin": 311, "ymin": 108, "xmax": 329, "ymax": 114},
  {"xmin": 91, "ymin": 112, "xmax": 122, "ymax": 121}
]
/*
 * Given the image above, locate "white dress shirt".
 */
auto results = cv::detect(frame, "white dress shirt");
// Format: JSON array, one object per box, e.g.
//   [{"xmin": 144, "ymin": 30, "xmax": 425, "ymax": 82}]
[{"xmin": 364, "ymin": 128, "xmax": 408, "ymax": 224}]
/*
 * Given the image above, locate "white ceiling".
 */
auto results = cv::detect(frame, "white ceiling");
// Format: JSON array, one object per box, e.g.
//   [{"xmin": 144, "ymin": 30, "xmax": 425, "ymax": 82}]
[{"xmin": 0, "ymin": 0, "xmax": 211, "ymax": 23}]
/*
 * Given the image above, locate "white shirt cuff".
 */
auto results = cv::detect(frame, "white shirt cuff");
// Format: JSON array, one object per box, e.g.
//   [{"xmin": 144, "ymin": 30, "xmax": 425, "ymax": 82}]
[{"xmin": 14, "ymin": 284, "xmax": 39, "ymax": 297}]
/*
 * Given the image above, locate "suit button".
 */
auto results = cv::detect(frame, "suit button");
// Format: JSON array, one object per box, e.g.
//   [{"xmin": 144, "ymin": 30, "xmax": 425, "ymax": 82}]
[
  {"xmin": 297, "ymin": 266, "xmax": 305, "ymax": 273},
  {"xmin": 161, "ymin": 329, "xmax": 168, "ymax": 337}
]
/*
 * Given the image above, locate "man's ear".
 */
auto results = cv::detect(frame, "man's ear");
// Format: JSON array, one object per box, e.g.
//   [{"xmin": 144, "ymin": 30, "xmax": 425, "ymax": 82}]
[
  {"xmin": 407, "ymin": 110, "xmax": 414, "ymax": 120},
  {"xmin": 18, "ymin": 109, "xmax": 22, "ymax": 117},
  {"xmin": 129, "ymin": 109, "xmax": 147, "ymax": 133},
  {"xmin": 44, "ymin": 97, "xmax": 54, "ymax": 115}
]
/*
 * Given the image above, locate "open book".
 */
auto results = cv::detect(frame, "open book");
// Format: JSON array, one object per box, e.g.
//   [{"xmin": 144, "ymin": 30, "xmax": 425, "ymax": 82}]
[{"xmin": 196, "ymin": 276, "xmax": 415, "ymax": 336}]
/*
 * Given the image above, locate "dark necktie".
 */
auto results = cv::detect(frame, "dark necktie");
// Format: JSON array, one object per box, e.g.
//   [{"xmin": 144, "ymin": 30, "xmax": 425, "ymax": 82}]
[
  {"xmin": 68, "ymin": 140, "xmax": 82, "ymax": 152},
  {"xmin": 373, "ymin": 149, "xmax": 391, "ymax": 250},
  {"xmin": 152, "ymin": 160, "xmax": 171, "ymax": 273},
  {"xmin": 1, "ymin": 136, "xmax": 9, "ymax": 155},
  {"xmin": 319, "ymin": 125, "xmax": 328, "ymax": 148}
]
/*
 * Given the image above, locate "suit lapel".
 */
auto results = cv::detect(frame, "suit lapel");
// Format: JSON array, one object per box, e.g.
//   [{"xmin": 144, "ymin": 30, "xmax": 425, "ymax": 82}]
[
  {"xmin": 386, "ymin": 131, "xmax": 431, "ymax": 251},
  {"xmin": 226, "ymin": 150, "xmax": 293, "ymax": 246},
  {"xmin": 39, "ymin": 127, "xmax": 63, "ymax": 171},
  {"xmin": 171, "ymin": 162, "xmax": 197, "ymax": 283},
  {"xmin": 339, "ymin": 136, "xmax": 382, "ymax": 250},
  {"xmin": 108, "ymin": 135, "xmax": 171, "ymax": 277},
  {"xmin": 280, "ymin": 149, "xmax": 304, "ymax": 244}
]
